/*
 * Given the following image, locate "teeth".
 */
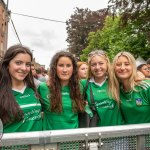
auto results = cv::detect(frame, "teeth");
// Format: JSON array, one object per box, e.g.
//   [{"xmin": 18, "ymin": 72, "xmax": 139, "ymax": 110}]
[{"xmin": 18, "ymin": 71, "xmax": 25, "ymax": 74}]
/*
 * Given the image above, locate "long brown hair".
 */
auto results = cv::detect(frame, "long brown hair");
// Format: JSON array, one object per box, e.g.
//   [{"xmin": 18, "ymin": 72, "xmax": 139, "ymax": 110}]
[
  {"xmin": 0, "ymin": 44, "xmax": 39, "ymax": 124},
  {"xmin": 48, "ymin": 51, "xmax": 84, "ymax": 113}
]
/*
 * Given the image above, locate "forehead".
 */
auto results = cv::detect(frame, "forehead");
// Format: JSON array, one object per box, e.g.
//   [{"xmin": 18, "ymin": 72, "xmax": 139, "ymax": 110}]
[
  {"xmin": 141, "ymin": 65, "xmax": 147, "ymax": 68},
  {"xmin": 90, "ymin": 55, "xmax": 107, "ymax": 63},
  {"xmin": 117, "ymin": 55, "xmax": 129, "ymax": 62},
  {"xmin": 80, "ymin": 63, "xmax": 87, "ymax": 67},
  {"xmin": 57, "ymin": 56, "xmax": 72, "ymax": 63},
  {"xmin": 11, "ymin": 53, "xmax": 31, "ymax": 61}
]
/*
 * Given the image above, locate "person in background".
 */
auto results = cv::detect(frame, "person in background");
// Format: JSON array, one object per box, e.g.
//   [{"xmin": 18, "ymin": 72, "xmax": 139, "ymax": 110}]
[
  {"xmin": 80, "ymin": 50, "xmax": 124, "ymax": 126},
  {"xmin": 31, "ymin": 63, "xmax": 41, "ymax": 87},
  {"xmin": 146, "ymin": 58, "xmax": 150, "ymax": 78},
  {"xmin": 137, "ymin": 64, "xmax": 150, "ymax": 78},
  {"xmin": 43, "ymin": 69, "xmax": 49, "ymax": 81},
  {"xmin": 36, "ymin": 68, "xmax": 46, "ymax": 82},
  {"xmin": 77, "ymin": 61, "xmax": 88, "ymax": 80},
  {"xmin": 31, "ymin": 64, "xmax": 38, "ymax": 79},
  {"xmin": 0, "ymin": 44, "xmax": 42, "ymax": 133},
  {"xmin": 111, "ymin": 51, "xmax": 150, "ymax": 124},
  {"xmin": 38, "ymin": 51, "xmax": 84, "ymax": 130}
]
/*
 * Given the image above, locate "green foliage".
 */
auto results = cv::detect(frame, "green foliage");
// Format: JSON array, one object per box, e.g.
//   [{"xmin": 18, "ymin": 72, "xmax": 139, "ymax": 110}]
[
  {"xmin": 108, "ymin": 0, "xmax": 150, "ymax": 43},
  {"xmin": 80, "ymin": 16, "xmax": 150, "ymax": 62}
]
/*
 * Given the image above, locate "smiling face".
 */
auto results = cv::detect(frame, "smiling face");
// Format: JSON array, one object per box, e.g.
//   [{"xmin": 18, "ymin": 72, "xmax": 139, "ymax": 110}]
[
  {"xmin": 90, "ymin": 55, "xmax": 108, "ymax": 82},
  {"xmin": 8, "ymin": 53, "xmax": 31, "ymax": 85},
  {"xmin": 56, "ymin": 56, "xmax": 73, "ymax": 86},
  {"xmin": 115, "ymin": 55, "xmax": 133, "ymax": 81}
]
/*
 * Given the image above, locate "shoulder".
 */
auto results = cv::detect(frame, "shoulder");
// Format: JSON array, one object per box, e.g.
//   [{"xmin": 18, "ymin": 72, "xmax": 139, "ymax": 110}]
[
  {"xmin": 38, "ymin": 82, "xmax": 49, "ymax": 91},
  {"xmin": 80, "ymin": 79, "xmax": 88, "ymax": 85},
  {"xmin": 34, "ymin": 78, "xmax": 41, "ymax": 88},
  {"xmin": 137, "ymin": 80, "xmax": 150, "ymax": 90}
]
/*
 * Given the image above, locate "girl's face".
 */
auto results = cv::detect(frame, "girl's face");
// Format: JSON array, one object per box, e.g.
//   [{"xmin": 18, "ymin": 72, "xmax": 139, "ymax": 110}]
[
  {"xmin": 115, "ymin": 56, "xmax": 132, "ymax": 81},
  {"xmin": 78, "ymin": 64, "xmax": 88, "ymax": 79},
  {"xmin": 90, "ymin": 55, "xmax": 107, "ymax": 80},
  {"xmin": 8, "ymin": 53, "xmax": 31, "ymax": 84},
  {"xmin": 56, "ymin": 56, "xmax": 73, "ymax": 86},
  {"xmin": 140, "ymin": 65, "xmax": 150, "ymax": 77}
]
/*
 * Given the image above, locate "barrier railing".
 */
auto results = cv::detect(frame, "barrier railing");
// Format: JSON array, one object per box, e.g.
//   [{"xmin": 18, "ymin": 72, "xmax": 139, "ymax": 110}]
[{"xmin": 0, "ymin": 123, "xmax": 150, "ymax": 150}]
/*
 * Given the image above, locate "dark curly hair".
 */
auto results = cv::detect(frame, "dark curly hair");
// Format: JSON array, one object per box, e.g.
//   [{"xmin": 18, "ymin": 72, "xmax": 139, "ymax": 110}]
[{"xmin": 48, "ymin": 51, "xmax": 84, "ymax": 113}]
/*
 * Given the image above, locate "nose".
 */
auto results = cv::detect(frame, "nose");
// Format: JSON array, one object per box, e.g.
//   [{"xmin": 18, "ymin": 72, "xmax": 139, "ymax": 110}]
[
  {"xmin": 21, "ymin": 64, "xmax": 28, "ymax": 70},
  {"xmin": 62, "ymin": 66, "xmax": 67, "ymax": 72},
  {"xmin": 95, "ymin": 64, "xmax": 100, "ymax": 69},
  {"xmin": 120, "ymin": 64, "xmax": 125, "ymax": 69}
]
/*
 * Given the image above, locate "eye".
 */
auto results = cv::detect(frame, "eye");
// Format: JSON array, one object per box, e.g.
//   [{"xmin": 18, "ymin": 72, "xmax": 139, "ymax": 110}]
[
  {"xmin": 58, "ymin": 64, "xmax": 64, "ymax": 67},
  {"xmin": 116, "ymin": 63, "xmax": 121, "ymax": 67},
  {"xmin": 91, "ymin": 63, "xmax": 96, "ymax": 67},
  {"xmin": 98, "ymin": 62, "xmax": 104, "ymax": 66},
  {"xmin": 66, "ymin": 64, "xmax": 72, "ymax": 67},
  {"xmin": 125, "ymin": 63, "xmax": 130, "ymax": 66},
  {"xmin": 26, "ymin": 63, "xmax": 31, "ymax": 67},
  {"xmin": 15, "ymin": 61, "xmax": 22, "ymax": 65}
]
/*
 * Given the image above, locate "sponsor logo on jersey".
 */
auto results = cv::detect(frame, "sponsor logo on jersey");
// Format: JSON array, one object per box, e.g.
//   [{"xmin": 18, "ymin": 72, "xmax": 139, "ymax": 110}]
[
  {"xmin": 20, "ymin": 94, "xmax": 30, "ymax": 99},
  {"xmin": 97, "ymin": 90, "xmax": 106, "ymax": 93},
  {"xmin": 62, "ymin": 92, "xmax": 69, "ymax": 96},
  {"xmin": 23, "ymin": 108, "xmax": 41, "ymax": 122},
  {"xmin": 95, "ymin": 100, "xmax": 115, "ymax": 109}
]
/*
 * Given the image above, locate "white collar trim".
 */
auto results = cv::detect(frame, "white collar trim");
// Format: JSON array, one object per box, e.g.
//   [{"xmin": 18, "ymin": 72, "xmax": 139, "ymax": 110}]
[
  {"xmin": 12, "ymin": 84, "xmax": 27, "ymax": 94},
  {"xmin": 89, "ymin": 77, "xmax": 107, "ymax": 87}
]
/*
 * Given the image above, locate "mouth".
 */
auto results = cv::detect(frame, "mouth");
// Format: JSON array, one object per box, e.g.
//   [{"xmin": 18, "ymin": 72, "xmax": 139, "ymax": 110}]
[{"xmin": 18, "ymin": 72, "xmax": 26, "ymax": 74}]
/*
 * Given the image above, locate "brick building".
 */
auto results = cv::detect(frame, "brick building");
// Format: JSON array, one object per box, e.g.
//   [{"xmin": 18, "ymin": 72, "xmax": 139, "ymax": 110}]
[{"xmin": 0, "ymin": 0, "xmax": 9, "ymax": 61}]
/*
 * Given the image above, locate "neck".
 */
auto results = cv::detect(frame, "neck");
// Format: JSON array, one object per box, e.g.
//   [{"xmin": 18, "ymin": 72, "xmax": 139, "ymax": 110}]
[
  {"xmin": 12, "ymin": 80, "xmax": 25, "ymax": 90},
  {"xmin": 94, "ymin": 76, "xmax": 106, "ymax": 84},
  {"xmin": 122, "ymin": 80, "xmax": 130, "ymax": 92},
  {"xmin": 61, "ymin": 80, "xmax": 69, "ymax": 87}
]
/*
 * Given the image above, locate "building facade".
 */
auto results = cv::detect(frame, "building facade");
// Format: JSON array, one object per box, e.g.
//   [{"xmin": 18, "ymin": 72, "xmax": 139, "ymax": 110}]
[{"xmin": 0, "ymin": 0, "xmax": 9, "ymax": 61}]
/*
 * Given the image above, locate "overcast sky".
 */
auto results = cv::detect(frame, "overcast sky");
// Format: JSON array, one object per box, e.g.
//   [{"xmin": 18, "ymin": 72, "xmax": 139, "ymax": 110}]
[{"xmin": 6, "ymin": 0, "xmax": 109, "ymax": 68}]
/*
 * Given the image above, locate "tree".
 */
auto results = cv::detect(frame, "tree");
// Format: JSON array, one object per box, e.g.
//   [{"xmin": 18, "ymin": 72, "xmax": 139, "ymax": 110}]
[
  {"xmin": 66, "ymin": 7, "xmax": 109, "ymax": 57},
  {"xmin": 80, "ymin": 16, "xmax": 150, "ymax": 61},
  {"xmin": 108, "ymin": 0, "xmax": 150, "ymax": 43}
]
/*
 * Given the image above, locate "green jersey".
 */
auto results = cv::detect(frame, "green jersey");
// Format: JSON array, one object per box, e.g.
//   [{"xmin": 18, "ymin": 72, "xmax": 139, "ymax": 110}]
[
  {"xmin": 120, "ymin": 80, "xmax": 150, "ymax": 124},
  {"xmin": 38, "ymin": 82, "xmax": 78, "ymax": 130},
  {"xmin": 81, "ymin": 79, "xmax": 124, "ymax": 126},
  {"xmin": 4, "ymin": 87, "xmax": 42, "ymax": 133}
]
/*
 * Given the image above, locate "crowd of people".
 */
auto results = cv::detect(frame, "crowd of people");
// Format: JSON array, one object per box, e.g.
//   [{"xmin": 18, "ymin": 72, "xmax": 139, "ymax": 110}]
[{"xmin": 0, "ymin": 44, "xmax": 150, "ymax": 133}]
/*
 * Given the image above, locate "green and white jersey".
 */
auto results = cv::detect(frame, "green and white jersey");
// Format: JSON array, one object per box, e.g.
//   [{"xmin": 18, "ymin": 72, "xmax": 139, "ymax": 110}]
[
  {"xmin": 81, "ymin": 79, "xmax": 124, "ymax": 126},
  {"xmin": 120, "ymin": 80, "xmax": 150, "ymax": 124},
  {"xmin": 4, "ymin": 87, "xmax": 42, "ymax": 133},
  {"xmin": 38, "ymin": 82, "xmax": 78, "ymax": 130}
]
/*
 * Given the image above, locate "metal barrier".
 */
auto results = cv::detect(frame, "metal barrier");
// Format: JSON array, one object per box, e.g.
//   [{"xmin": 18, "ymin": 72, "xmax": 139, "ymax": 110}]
[{"xmin": 0, "ymin": 123, "xmax": 150, "ymax": 150}]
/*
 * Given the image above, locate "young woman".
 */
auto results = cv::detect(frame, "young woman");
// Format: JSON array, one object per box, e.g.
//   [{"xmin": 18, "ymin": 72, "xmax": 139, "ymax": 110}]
[
  {"xmin": 111, "ymin": 51, "xmax": 150, "ymax": 124},
  {"xmin": 80, "ymin": 50, "xmax": 124, "ymax": 126},
  {"xmin": 77, "ymin": 61, "xmax": 88, "ymax": 80},
  {"xmin": 38, "ymin": 51, "xmax": 84, "ymax": 130},
  {"xmin": 0, "ymin": 44, "xmax": 42, "ymax": 133}
]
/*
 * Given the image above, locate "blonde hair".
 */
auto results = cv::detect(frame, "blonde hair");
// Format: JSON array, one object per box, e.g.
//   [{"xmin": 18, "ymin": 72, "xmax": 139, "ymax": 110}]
[
  {"xmin": 110, "ymin": 51, "xmax": 141, "ymax": 103},
  {"xmin": 87, "ymin": 50, "xmax": 113, "ymax": 101}
]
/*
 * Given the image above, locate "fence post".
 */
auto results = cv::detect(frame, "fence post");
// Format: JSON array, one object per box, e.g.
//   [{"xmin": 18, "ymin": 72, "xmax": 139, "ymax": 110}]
[{"xmin": 136, "ymin": 135, "xmax": 145, "ymax": 150}]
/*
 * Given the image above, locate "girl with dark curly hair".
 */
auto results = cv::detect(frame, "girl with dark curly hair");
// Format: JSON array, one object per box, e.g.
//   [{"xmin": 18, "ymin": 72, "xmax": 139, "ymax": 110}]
[{"xmin": 38, "ymin": 51, "xmax": 84, "ymax": 130}]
